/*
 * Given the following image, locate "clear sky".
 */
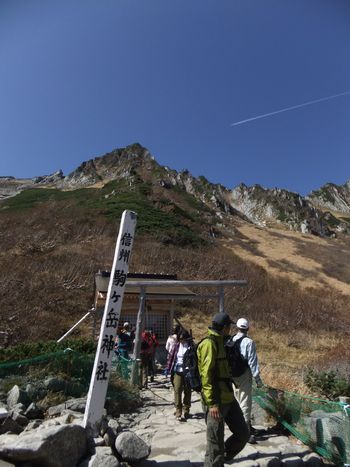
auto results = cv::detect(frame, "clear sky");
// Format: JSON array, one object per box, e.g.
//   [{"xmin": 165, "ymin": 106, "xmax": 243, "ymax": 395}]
[{"xmin": 1, "ymin": 0, "xmax": 350, "ymax": 195}]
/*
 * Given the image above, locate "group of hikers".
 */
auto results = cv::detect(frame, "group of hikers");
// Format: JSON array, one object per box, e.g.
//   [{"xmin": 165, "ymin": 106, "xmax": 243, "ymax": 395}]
[
  {"xmin": 114, "ymin": 322, "xmax": 159, "ymax": 388},
  {"xmin": 115, "ymin": 312, "xmax": 263, "ymax": 467},
  {"xmin": 164, "ymin": 312, "xmax": 264, "ymax": 467}
]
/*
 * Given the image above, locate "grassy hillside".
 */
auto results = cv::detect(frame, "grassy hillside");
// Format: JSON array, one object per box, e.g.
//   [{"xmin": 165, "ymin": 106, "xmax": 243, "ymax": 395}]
[{"xmin": 0, "ymin": 181, "xmax": 349, "ymax": 393}]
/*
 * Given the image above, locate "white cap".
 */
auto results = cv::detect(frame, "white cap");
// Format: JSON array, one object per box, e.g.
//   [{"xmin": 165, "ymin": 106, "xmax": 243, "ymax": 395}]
[
  {"xmin": 123, "ymin": 322, "xmax": 130, "ymax": 328},
  {"xmin": 236, "ymin": 318, "xmax": 249, "ymax": 330}
]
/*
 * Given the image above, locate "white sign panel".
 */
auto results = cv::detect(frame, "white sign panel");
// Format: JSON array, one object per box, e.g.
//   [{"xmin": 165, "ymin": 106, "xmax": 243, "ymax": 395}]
[{"xmin": 83, "ymin": 210, "xmax": 137, "ymax": 432}]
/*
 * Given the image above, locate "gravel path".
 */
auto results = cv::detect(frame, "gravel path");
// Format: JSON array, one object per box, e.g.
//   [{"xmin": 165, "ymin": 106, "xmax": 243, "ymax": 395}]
[{"xmin": 118, "ymin": 375, "xmax": 326, "ymax": 467}]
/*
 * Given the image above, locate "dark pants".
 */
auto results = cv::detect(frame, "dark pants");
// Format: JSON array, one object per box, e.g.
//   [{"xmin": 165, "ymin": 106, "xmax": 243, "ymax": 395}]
[
  {"xmin": 173, "ymin": 372, "xmax": 191, "ymax": 416},
  {"xmin": 140, "ymin": 355, "xmax": 150, "ymax": 388},
  {"xmin": 204, "ymin": 398, "xmax": 249, "ymax": 467}
]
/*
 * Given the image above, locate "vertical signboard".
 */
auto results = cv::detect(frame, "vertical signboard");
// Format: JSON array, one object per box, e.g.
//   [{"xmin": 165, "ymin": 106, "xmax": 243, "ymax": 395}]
[{"xmin": 83, "ymin": 210, "xmax": 137, "ymax": 432}]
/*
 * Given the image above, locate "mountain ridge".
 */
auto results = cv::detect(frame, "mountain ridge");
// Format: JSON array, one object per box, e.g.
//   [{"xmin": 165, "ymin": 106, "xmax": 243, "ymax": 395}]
[{"xmin": 1, "ymin": 143, "xmax": 349, "ymax": 237}]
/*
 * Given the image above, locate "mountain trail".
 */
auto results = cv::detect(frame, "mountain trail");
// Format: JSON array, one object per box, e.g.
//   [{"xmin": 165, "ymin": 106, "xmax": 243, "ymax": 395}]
[{"xmin": 125, "ymin": 375, "xmax": 325, "ymax": 467}]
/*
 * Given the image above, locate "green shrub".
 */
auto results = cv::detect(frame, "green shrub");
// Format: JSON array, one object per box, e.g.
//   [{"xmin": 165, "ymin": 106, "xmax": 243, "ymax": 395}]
[
  {"xmin": 0, "ymin": 338, "xmax": 96, "ymax": 362},
  {"xmin": 304, "ymin": 368, "xmax": 350, "ymax": 400}
]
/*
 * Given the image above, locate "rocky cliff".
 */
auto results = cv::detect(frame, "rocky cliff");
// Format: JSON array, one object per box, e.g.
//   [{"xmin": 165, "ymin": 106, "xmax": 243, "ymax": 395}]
[{"xmin": 307, "ymin": 180, "xmax": 350, "ymax": 214}]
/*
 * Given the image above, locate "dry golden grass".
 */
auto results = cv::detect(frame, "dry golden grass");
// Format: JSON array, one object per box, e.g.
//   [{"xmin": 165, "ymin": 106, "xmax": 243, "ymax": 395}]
[
  {"xmin": 225, "ymin": 220, "xmax": 350, "ymax": 296},
  {"xmin": 177, "ymin": 311, "xmax": 346, "ymax": 393}
]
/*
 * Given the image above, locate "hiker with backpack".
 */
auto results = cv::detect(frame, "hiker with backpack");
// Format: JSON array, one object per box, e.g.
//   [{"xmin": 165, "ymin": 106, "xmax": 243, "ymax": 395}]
[
  {"xmin": 227, "ymin": 317, "xmax": 263, "ymax": 444},
  {"xmin": 166, "ymin": 329, "xmax": 192, "ymax": 421},
  {"xmin": 164, "ymin": 324, "xmax": 181, "ymax": 376},
  {"xmin": 197, "ymin": 312, "xmax": 249, "ymax": 467}
]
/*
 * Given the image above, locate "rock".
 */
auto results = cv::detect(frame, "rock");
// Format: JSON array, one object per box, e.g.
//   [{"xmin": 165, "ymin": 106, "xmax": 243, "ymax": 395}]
[
  {"xmin": 115, "ymin": 431, "xmax": 151, "ymax": 462},
  {"xmin": 233, "ymin": 444, "xmax": 259, "ymax": 460},
  {"xmin": 10, "ymin": 403, "xmax": 26, "ymax": 415},
  {"xmin": 302, "ymin": 453, "xmax": 324, "ymax": 467},
  {"xmin": 23, "ymin": 419, "xmax": 43, "ymax": 431},
  {"xmin": 234, "ymin": 462, "xmax": 259, "ymax": 467},
  {"xmin": 44, "ymin": 377, "xmax": 67, "ymax": 392},
  {"xmin": 142, "ymin": 456, "xmax": 191, "ymax": 467},
  {"xmin": 80, "ymin": 446, "xmax": 120, "ymax": 467},
  {"xmin": 99, "ymin": 417, "xmax": 109, "ymax": 436},
  {"xmin": 257, "ymin": 457, "xmax": 282, "ymax": 467},
  {"xmin": 25, "ymin": 383, "xmax": 47, "ymax": 402},
  {"xmin": 0, "ymin": 459, "xmax": 16, "ymax": 466},
  {"xmin": 24, "ymin": 402, "xmax": 44, "ymax": 419},
  {"xmin": 255, "ymin": 445, "xmax": 281, "ymax": 457},
  {"xmin": 0, "ymin": 423, "xmax": 88, "ymax": 467},
  {"xmin": 103, "ymin": 428, "xmax": 115, "ymax": 447},
  {"xmin": 108, "ymin": 418, "xmax": 122, "ymax": 434},
  {"xmin": 103, "ymin": 418, "xmax": 122, "ymax": 446},
  {"xmin": 266, "ymin": 436, "xmax": 290, "ymax": 446},
  {"xmin": 93, "ymin": 437, "xmax": 105, "ymax": 447},
  {"xmin": 252, "ymin": 400, "xmax": 275, "ymax": 427},
  {"xmin": 66, "ymin": 381, "xmax": 85, "ymax": 398},
  {"xmin": 0, "ymin": 432, "xmax": 18, "ymax": 440},
  {"xmin": 39, "ymin": 411, "xmax": 83, "ymax": 429},
  {"xmin": 47, "ymin": 397, "xmax": 86, "ymax": 417},
  {"xmin": 280, "ymin": 444, "xmax": 310, "ymax": 457},
  {"xmin": 6, "ymin": 386, "xmax": 28, "ymax": 409},
  {"xmin": 0, "ymin": 417, "xmax": 23, "ymax": 435},
  {"xmin": 9, "ymin": 411, "xmax": 28, "ymax": 427},
  {"xmin": 281, "ymin": 456, "xmax": 304, "ymax": 466},
  {"xmin": 0, "ymin": 408, "xmax": 8, "ymax": 420}
]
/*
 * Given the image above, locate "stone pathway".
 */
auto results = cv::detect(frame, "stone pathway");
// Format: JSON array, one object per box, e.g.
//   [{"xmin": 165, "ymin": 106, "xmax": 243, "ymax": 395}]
[{"xmin": 119, "ymin": 375, "xmax": 325, "ymax": 467}]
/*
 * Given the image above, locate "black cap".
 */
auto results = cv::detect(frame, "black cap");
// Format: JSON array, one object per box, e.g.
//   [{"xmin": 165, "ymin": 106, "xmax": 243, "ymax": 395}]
[{"xmin": 212, "ymin": 312, "xmax": 234, "ymax": 328}]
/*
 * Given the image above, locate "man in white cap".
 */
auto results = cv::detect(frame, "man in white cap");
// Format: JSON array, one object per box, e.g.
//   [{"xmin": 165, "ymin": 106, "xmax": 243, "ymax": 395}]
[{"xmin": 229, "ymin": 318, "xmax": 263, "ymax": 443}]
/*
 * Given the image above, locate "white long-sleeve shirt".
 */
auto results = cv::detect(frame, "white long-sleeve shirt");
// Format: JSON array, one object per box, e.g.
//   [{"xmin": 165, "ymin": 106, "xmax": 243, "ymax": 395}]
[
  {"xmin": 231, "ymin": 331, "xmax": 260, "ymax": 379},
  {"xmin": 175, "ymin": 342, "xmax": 189, "ymax": 373}
]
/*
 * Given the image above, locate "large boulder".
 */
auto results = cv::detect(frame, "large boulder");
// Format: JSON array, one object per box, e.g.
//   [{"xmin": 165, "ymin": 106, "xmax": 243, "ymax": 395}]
[
  {"xmin": 0, "ymin": 424, "xmax": 88, "ymax": 467},
  {"xmin": 115, "ymin": 431, "xmax": 150, "ymax": 462},
  {"xmin": 6, "ymin": 386, "xmax": 29, "ymax": 409},
  {"xmin": 44, "ymin": 377, "xmax": 67, "ymax": 393}
]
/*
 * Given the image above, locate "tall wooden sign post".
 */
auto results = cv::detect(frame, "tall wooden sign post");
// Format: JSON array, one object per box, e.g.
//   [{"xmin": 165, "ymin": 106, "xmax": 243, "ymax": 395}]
[{"xmin": 83, "ymin": 210, "xmax": 137, "ymax": 433}]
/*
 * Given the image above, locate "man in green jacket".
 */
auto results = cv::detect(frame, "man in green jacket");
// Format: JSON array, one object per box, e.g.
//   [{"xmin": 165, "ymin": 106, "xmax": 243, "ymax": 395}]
[{"xmin": 197, "ymin": 312, "xmax": 249, "ymax": 467}]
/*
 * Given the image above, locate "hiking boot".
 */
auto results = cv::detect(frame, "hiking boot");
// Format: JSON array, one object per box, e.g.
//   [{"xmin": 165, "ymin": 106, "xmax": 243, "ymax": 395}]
[
  {"xmin": 175, "ymin": 410, "xmax": 182, "ymax": 419},
  {"xmin": 224, "ymin": 451, "xmax": 235, "ymax": 461},
  {"xmin": 184, "ymin": 412, "xmax": 190, "ymax": 420}
]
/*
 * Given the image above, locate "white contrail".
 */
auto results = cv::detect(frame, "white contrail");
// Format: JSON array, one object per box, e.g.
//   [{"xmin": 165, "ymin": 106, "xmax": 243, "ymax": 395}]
[{"xmin": 230, "ymin": 90, "xmax": 350, "ymax": 127}]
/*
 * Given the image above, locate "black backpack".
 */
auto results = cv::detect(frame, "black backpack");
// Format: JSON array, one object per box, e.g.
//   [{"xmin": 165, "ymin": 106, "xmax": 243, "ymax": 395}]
[
  {"xmin": 225, "ymin": 335, "xmax": 248, "ymax": 377},
  {"xmin": 183, "ymin": 337, "xmax": 216, "ymax": 392}
]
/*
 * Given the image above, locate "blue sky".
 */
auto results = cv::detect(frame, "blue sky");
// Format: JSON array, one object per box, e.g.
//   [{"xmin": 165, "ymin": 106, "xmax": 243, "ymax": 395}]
[{"xmin": 1, "ymin": 0, "xmax": 350, "ymax": 195}]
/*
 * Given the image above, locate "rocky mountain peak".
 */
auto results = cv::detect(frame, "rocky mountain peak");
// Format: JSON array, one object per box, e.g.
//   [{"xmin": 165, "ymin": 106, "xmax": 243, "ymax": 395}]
[{"xmin": 0, "ymin": 143, "xmax": 349, "ymax": 238}]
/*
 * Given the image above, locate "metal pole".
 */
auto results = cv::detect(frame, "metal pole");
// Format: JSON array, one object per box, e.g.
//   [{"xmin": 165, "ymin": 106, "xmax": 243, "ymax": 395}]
[
  {"xmin": 170, "ymin": 300, "xmax": 175, "ymax": 336},
  {"xmin": 131, "ymin": 287, "xmax": 146, "ymax": 385},
  {"xmin": 218, "ymin": 286, "xmax": 224, "ymax": 313},
  {"xmin": 56, "ymin": 309, "xmax": 93, "ymax": 343},
  {"xmin": 125, "ymin": 279, "xmax": 247, "ymax": 288},
  {"xmin": 132, "ymin": 287, "xmax": 146, "ymax": 360}
]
